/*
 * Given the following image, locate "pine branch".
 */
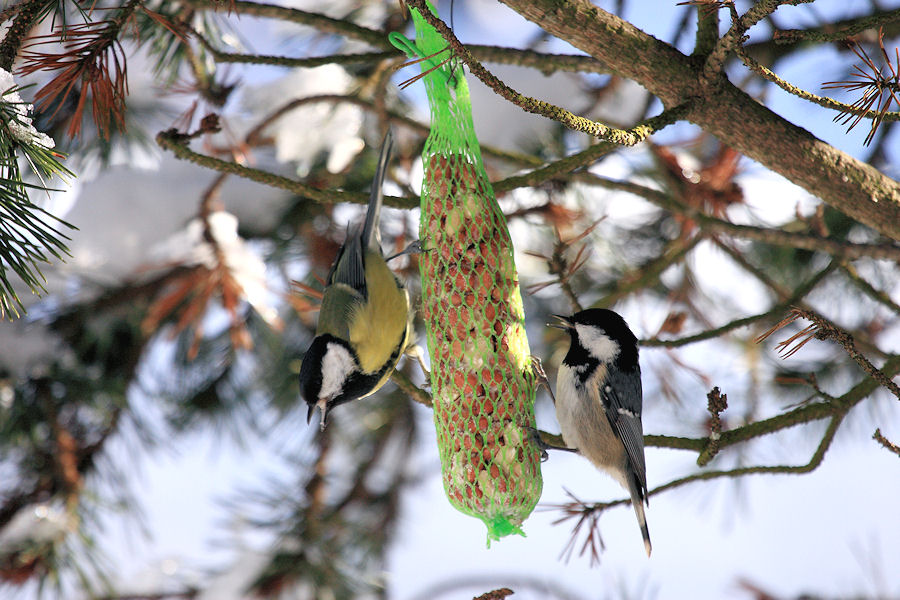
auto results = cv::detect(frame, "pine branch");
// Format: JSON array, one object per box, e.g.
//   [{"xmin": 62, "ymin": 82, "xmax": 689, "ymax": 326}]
[
  {"xmin": 155, "ymin": 128, "xmax": 417, "ymax": 209},
  {"xmin": 640, "ymin": 261, "xmax": 837, "ymax": 348},
  {"xmin": 199, "ymin": 46, "xmax": 396, "ymax": 68},
  {"xmin": 549, "ymin": 410, "xmax": 844, "ymax": 561},
  {"xmin": 19, "ymin": 0, "xmax": 141, "ymax": 139},
  {"xmin": 737, "ymin": 46, "xmax": 900, "ymax": 129},
  {"xmin": 555, "ymin": 354, "xmax": 899, "ymax": 528},
  {"xmin": 774, "ymin": 9, "xmax": 900, "ymax": 44},
  {"xmin": 659, "ymin": 412, "xmax": 845, "ymax": 493},
  {"xmin": 187, "ymin": 0, "xmax": 387, "ymax": 46},
  {"xmin": 491, "ymin": 104, "xmax": 691, "ymax": 194},
  {"xmin": 657, "ymin": 353, "xmax": 900, "ymax": 456},
  {"xmin": 759, "ymin": 308, "xmax": 900, "ymax": 401},
  {"xmin": 390, "ymin": 370, "xmax": 432, "ymax": 408},
  {"xmin": 500, "ymin": 0, "xmax": 900, "ymax": 242},
  {"xmin": 702, "ymin": 0, "xmax": 816, "ymax": 81},
  {"xmin": 0, "ymin": 85, "xmax": 74, "ymax": 318},
  {"xmin": 840, "ymin": 262, "xmax": 900, "ymax": 314}
]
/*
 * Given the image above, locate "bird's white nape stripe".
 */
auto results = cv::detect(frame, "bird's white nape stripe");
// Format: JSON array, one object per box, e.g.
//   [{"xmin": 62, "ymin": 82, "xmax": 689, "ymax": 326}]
[
  {"xmin": 575, "ymin": 323, "xmax": 620, "ymax": 363},
  {"xmin": 319, "ymin": 343, "xmax": 356, "ymax": 400}
]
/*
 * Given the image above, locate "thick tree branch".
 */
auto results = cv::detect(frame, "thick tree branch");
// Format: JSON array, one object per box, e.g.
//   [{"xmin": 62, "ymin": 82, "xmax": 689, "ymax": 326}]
[{"xmin": 499, "ymin": 0, "xmax": 900, "ymax": 242}]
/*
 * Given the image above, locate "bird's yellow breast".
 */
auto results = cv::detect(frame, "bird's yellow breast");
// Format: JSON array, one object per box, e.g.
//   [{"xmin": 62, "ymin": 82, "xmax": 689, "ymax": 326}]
[{"xmin": 348, "ymin": 251, "xmax": 410, "ymax": 375}]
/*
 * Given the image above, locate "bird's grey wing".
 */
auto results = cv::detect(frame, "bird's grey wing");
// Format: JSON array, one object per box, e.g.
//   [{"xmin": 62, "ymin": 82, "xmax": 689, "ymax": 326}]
[
  {"xmin": 600, "ymin": 366, "xmax": 647, "ymax": 497},
  {"xmin": 326, "ymin": 228, "xmax": 367, "ymax": 298}
]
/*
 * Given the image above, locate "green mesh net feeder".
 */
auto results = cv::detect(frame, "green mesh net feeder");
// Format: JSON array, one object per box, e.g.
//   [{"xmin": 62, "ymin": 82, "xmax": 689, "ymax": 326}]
[{"xmin": 390, "ymin": 3, "xmax": 543, "ymax": 544}]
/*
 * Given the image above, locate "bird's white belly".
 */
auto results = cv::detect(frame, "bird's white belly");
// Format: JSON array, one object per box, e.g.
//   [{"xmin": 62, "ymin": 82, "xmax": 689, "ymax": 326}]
[{"xmin": 556, "ymin": 365, "xmax": 629, "ymax": 489}]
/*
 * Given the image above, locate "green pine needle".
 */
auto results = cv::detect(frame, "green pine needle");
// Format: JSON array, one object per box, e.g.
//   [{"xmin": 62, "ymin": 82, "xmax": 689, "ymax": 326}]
[{"xmin": 0, "ymin": 85, "xmax": 75, "ymax": 319}]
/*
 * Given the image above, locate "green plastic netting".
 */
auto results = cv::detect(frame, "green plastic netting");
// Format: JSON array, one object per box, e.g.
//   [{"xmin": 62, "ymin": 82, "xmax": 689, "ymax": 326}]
[{"xmin": 390, "ymin": 3, "xmax": 542, "ymax": 544}]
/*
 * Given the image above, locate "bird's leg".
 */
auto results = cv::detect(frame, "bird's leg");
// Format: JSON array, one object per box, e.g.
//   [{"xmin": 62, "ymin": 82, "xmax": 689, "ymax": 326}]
[
  {"xmin": 404, "ymin": 343, "xmax": 430, "ymax": 378},
  {"xmin": 523, "ymin": 426, "xmax": 577, "ymax": 462},
  {"xmin": 387, "ymin": 239, "xmax": 426, "ymax": 262},
  {"xmin": 530, "ymin": 355, "xmax": 556, "ymax": 404}
]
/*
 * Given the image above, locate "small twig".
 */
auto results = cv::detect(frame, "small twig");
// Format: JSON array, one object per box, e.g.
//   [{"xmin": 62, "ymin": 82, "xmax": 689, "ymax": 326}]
[
  {"xmin": 736, "ymin": 46, "xmax": 900, "ymax": 129},
  {"xmin": 642, "ymin": 260, "xmax": 836, "ymax": 348},
  {"xmin": 564, "ymin": 173, "xmax": 900, "ymax": 263},
  {"xmin": 473, "ymin": 589, "xmax": 515, "ymax": 600},
  {"xmin": 493, "ymin": 142, "xmax": 617, "ymax": 194},
  {"xmin": 759, "ymin": 308, "xmax": 900, "ymax": 401},
  {"xmin": 190, "ymin": 22, "xmax": 397, "ymax": 67},
  {"xmin": 156, "ymin": 128, "xmax": 418, "ymax": 209},
  {"xmin": 774, "ymin": 9, "xmax": 900, "ymax": 44},
  {"xmin": 698, "ymin": 217, "xmax": 900, "ymax": 262},
  {"xmin": 189, "ymin": 0, "xmax": 387, "ymax": 46},
  {"xmin": 390, "ymin": 369, "xmax": 432, "ymax": 408},
  {"xmin": 493, "ymin": 104, "xmax": 690, "ymax": 194},
  {"xmin": 545, "ymin": 412, "xmax": 842, "ymax": 563},
  {"xmin": 653, "ymin": 412, "xmax": 845, "ymax": 495},
  {"xmin": 596, "ymin": 236, "xmax": 700, "ymax": 310},
  {"xmin": 703, "ymin": 0, "xmax": 817, "ymax": 80},
  {"xmin": 545, "ymin": 490, "xmax": 607, "ymax": 566},
  {"xmin": 840, "ymin": 263, "xmax": 900, "ymax": 314},
  {"xmin": 697, "ymin": 386, "xmax": 728, "ymax": 466},
  {"xmin": 688, "ymin": 0, "xmax": 725, "ymax": 57},
  {"xmin": 649, "ymin": 354, "xmax": 900, "ymax": 455},
  {"xmin": 526, "ymin": 222, "xmax": 600, "ymax": 312},
  {"xmin": 873, "ymin": 428, "xmax": 900, "ymax": 457}
]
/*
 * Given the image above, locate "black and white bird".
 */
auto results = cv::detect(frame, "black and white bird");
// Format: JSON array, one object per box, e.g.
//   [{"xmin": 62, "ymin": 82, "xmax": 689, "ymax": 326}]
[{"xmin": 550, "ymin": 308, "xmax": 651, "ymax": 556}]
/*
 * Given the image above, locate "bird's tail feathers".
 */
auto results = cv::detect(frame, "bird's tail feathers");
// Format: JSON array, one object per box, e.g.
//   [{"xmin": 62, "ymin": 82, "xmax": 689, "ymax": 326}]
[
  {"xmin": 361, "ymin": 130, "xmax": 394, "ymax": 252},
  {"xmin": 627, "ymin": 476, "xmax": 652, "ymax": 557}
]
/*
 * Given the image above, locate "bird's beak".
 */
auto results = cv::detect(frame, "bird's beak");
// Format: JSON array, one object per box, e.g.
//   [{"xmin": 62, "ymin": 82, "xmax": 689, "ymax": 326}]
[
  {"xmin": 548, "ymin": 314, "xmax": 573, "ymax": 330},
  {"xmin": 307, "ymin": 399, "xmax": 331, "ymax": 431}
]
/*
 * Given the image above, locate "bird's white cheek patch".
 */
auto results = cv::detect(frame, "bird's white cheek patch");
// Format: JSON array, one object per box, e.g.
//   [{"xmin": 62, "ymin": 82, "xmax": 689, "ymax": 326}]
[
  {"xmin": 575, "ymin": 323, "xmax": 620, "ymax": 363},
  {"xmin": 319, "ymin": 343, "xmax": 356, "ymax": 400}
]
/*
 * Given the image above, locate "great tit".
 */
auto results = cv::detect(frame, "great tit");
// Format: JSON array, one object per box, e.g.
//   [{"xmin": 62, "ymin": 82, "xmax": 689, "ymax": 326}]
[
  {"xmin": 550, "ymin": 308, "xmax": 651, "ymax": 556},
  {"xmin": 298, "ymin": 131, "xmax": 411, "ymax": 430}
]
